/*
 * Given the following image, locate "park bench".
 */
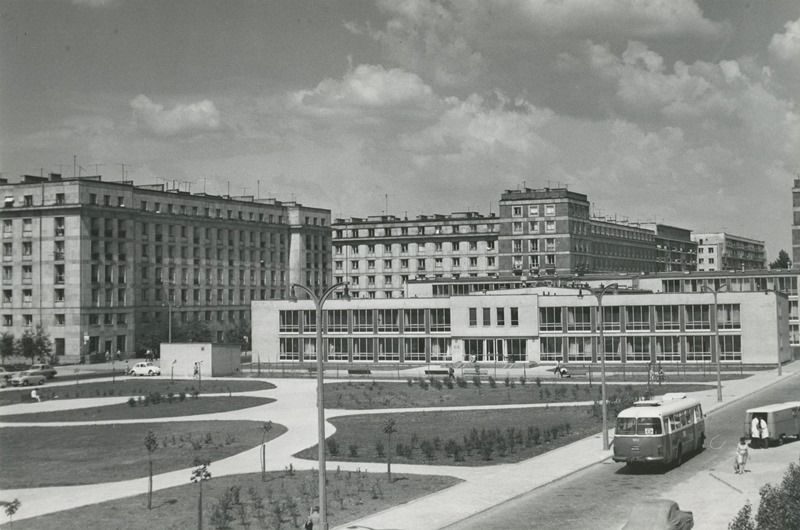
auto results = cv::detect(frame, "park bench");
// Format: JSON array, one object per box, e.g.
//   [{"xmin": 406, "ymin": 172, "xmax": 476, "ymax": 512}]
[
  {"xmin": 347, "ymin": 368, "xmax": 371, "ymax": 376},
  {"xmin": 424, "ymin": 368, "xmax": 450, "ymax": 376}
]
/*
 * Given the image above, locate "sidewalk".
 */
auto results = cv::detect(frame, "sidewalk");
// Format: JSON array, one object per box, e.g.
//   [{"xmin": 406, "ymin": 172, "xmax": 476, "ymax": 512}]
[{"xmin": 338, "ymin": 363, "xmax": 800, "ymax": 530}]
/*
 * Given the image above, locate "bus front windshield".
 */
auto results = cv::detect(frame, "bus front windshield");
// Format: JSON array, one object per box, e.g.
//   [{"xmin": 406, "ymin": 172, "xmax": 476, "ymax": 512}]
[{"xmin": 616, "ymin": 417, "xmax": 663, "ymax": 436}]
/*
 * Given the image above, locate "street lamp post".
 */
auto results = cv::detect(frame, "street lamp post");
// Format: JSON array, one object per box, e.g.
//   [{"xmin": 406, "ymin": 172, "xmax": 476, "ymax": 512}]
[
  {"xmin": 171, "ymin": 359, "xmax": 177, "ymax": 383},
  {"xmin": 701, "ymin": 285, "xmax": 725, "ymax": 402},
  {"xmin": 590, "ymin": 283, "xmax": 618, "ymax": 451},
  {"xmin": 291, "ymin": 282, "xmax": 347, "ymax": 530}
]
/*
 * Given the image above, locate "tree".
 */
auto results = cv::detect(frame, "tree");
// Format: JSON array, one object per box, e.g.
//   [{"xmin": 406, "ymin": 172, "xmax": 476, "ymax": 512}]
[
  {"xmin": 769, "ymin": 249, "xmax": 791, "ymax": 270},
  {"xmin": 144, "ymin": 431, "xmax": 158, "ymax": 510},
  {"xmin": 383, "ymin": 418, "xmax": 398, "ymax": 482},
  {"xmin": 224, "ymin": 318, "xmax": 251, "ymax": 350},
  {"xmin": 729, "ymin": 456, "xmax": 800, "ymax": 529},
  {"xmin": 173, "ymin": 320, "xmax": 213, "ymax": 344},
  {"xmin": 3, "ymin": 499, "xmax": 20, "ymax": 528},
  {"xmin": 15, "ymin": 325, "xmax": 51, "ymax": 364},
  {"xmin": 260, "ymin": 421, "xmax": 273, "ymax": 482},
  {"xmin": 0, "ymin": 333, "xmax": 14, "ymax": 364},
  {"xmin": 191, "ymin": 459, "xmax": 212, "ymax": 530}
]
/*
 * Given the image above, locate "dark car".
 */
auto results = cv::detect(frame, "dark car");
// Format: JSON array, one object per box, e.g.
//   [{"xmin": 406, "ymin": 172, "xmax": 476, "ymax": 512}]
[
  {"xmin": 622, "ymin": 499, "xmax": 693, "ymax": 530},
  {"xmin": 28, "ymin": 364, "xmax": 57, "ymax": 379}
]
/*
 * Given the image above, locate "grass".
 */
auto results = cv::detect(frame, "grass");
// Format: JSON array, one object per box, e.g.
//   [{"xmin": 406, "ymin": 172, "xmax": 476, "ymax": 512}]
[
  {"xmin": 0, "ymin": 420, "xmax": 282, "ymax": 489},
  {"xmin": 324, "ymin": 379, "xmax": 714, "ymax": 409},
  {"xmin": 0, "ymin": 378, "xmax": 274, "ymax": 407},
  {"xmin": 10, "ymin": 470, "xmax": 461, "ymax": 530},
  {"xmin": 0, "ymin": 395, "xmax": 273, "ymax": 422},
  {"xmin": 296, "ymin": 406, "xmax": 604, "ymax": 466}
]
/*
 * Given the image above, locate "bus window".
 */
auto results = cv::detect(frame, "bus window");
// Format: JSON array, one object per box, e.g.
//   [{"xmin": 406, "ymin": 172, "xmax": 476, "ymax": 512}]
[
  {"xmin": 668, "ymin": 414, "xmax": 680, "ymax": 431},
  {"xmin": 616, "ymin": 418, "xmax": 636, "ymax": 435},
  {"xmin": 637, "ymin": 417, "xmax": 663, "ymax": 435}
]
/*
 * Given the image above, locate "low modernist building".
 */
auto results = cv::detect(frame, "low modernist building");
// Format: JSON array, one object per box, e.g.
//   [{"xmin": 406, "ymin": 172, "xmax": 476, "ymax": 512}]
[{"xmin": 252, "ymin": 286, "xmax": 789, "ymax": 366}]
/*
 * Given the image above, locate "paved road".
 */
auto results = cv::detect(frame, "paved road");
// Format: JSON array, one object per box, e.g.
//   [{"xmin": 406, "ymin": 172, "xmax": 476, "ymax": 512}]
[{"xmin": 447, "ymin": 375, "xmax": 800, "ymax": 530}]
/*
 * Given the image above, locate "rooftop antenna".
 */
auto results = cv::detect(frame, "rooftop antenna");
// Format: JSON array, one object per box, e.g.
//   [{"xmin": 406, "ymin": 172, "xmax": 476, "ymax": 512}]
[
  {"xmin": 94, "ymin": 163, "xmax": 103, "ymax": 176},
  {"xmin": 257, "ymin": 180, "xmax": 261, "ymax": 199},
  {"xmin": 119, "ymin": 163, "xmax": 126, "ymax": 181},
  {"xmin": 73, "ymin": 155, "xmax": 77, "ymax": 178},
  {"xmin": 227, "ymin": 180, "xmax": 230, "ymax": 197},
  {"xmin": 385, "ymin": 194, "xmax": 389, "ymax": 216},
  {"xmin": 202, "ymin": 177, "xmax": 207, "ymax": 194}
]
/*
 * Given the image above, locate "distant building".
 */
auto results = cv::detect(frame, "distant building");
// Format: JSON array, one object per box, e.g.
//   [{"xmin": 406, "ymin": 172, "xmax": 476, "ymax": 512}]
[
  {"xmin": 640, "ymin": 223, "xmax": 697, "ymax": 272},
  {"xmin": 691, "ymin": 232, "xmax": 766, "ymax": 271},
  {"xmin": 331, "ymin": 212, "xmax": 500, "ymax": 299},
  {"xmin": 792, "ymin": 178, "xmax": 800, "ymax": 267},
  {"xmin": 0, "ymin": 173, "xmax": 330, "ymax": 362}
]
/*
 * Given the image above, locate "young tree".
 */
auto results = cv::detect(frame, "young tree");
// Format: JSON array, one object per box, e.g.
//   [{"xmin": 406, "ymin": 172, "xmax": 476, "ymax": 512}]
[
  {"xmin": 144, "ymin": 431, "xmax": 158, "ymax": 509},
  {"xmin": 383, "ymin": 418, "xmax": 398, "ymax": 482},
  {"xmin": 0, "ymin": 333, "xmax": 14, "ymax": 364},
  {"xmin": 3, "ymin": 499, "xmax": 20, "ymax": 528},
  {"xmin": 260, "ymin": 421, "xmax": 273, "ymax": 482},
  {"xmin": 191, "ymin": 459, "xmax": 212, "ymax": 530},
  {"xmin": 32, "ymin": 325, "xmax": 52, "ymax": 363},
  {"xmin": 769, "ymin": 249, "xmax": 792, "ymax": 270}
]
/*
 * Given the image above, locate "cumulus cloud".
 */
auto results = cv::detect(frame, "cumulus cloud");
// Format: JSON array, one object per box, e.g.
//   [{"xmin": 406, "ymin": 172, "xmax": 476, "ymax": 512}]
[
  {"xmin": 769, "ymin": 17, "xmax": 800, "ymax": 62},
  {"xmin": 288, "ymin": 64, "xmax": 437, "ymax": 117},
  {"xmin": 130, "ymin": 95, "xmax": 220, "ymax": 136}
]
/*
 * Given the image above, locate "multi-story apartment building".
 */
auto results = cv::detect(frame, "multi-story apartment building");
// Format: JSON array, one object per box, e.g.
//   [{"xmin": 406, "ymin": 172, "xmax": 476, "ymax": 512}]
[
  {"xmin": 0, "ymin": 174, "xmax": 330, "ymax": 362},
  {"xmin": 331, "ymin": 212, "xmax": 499, "ymax": 299},
  {"xmin": 691, "ymin": 232, "xmax": 766, "ymax": 271},
  {"xmin": 792, "ymin": 178, "xmax": 800, "ymax": 267},
  {"xmin": 498, "ymin": 187, "xmax": 694, "ymax": 275}
]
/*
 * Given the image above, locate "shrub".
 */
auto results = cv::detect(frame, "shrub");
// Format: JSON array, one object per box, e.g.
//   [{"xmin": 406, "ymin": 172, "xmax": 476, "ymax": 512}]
[
  {"xmin": 456, "ymin": 377, "xmax": 468, "ymax": 388},
  {"xmin": 535, "ymin": 377, "xmax": 542, "ymax": 387},
  {"xmin": 327, "ymin": 438, "xmax": 339, "ymax": 456},
  {"xmin": 472, "ymin": 375, "xmax": 482, "ymax": 387},
  {"xmin": 504, "ymin": 376, "xmax": 511, "ymax": 387},
  {"xmin": 348, "ymin": 443, "xmax": 359, "ymax": 457},
  {"xmin": 488, "ymin": 376, "xmax": 496, "ymax": 388},
  {"xmin": 179, "ymin": 391, "xmax": 186, "ymax": 401},
  {"xmin": 375, "ymin": 440, "xmax": 385, "ymax": 458},
  {"xmin": 406, "ymin": 378, "xmax": 414, "ymax": 387},
  {"xmin": 127, "ymin": 397, "xmax": 137, "ymax": 407},
  {"xmin": 444, "ymin": 377, "xmax": 454, "ymax": 389},
  {"xmin": 431, "ymin": 378, "xmax": 442, "ymax": 390},
  {"xmin": 420, "ymin": 440, "xmax": 435, "ymax": 460},
  {"xmin": 419, "ymin": 378, "xmax": 429, "ymax": 390},
  {"xmin": 166, "ymin": 392, "xmax": 174, "ymax": 403},
  {"xmin": 519, "ymin": 376, "xmax": 526, "ymax": 385}
]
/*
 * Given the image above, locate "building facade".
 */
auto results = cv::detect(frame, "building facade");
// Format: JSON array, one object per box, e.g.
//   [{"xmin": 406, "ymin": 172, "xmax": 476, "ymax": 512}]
[
  {"xmin": 332, "ymin": 212, "xmax": 500, "ymax": 299},
  {"xmin": 0, "ymin": 174, "xmax": 331, "ymax": 362},
  {"xmin": 691, "ymin": 232, "xmax": 766, "ymax": 271},
  {"xmin": 252, "ymin": 287, "xmax": 789, "ymax": 366}
]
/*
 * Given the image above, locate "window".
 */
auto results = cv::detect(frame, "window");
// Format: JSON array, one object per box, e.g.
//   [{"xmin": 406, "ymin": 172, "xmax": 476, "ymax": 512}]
[
  {"xmin": 431, "ymin": 338, "xmax": 452, "ymax": 361},
  {"xmin": 567, "ymin": 307, "xmax": 592, "ymax": 332},
  {"xmin": 655, "ymin": 336, "xmax": 681, "ymax": 362},
  {"xmin": 540, "ymin": 337, "xmax": 562, "ymax": 362},
  {"xmin": 55, "ymin": 314, "xmax": 65, "ymax": 326},
  {"xmin": 22, "ymin": 289, "xmax": 32, "ymax": 303},
  {"xmin": 482, "ymin": 307, "xmax": 491, "ymax": 327},
  {"xmin": 404, "ymin": 337, "xmax": 426, "ymax": 362},
  {"xmin": 545, "ymin": 220, "xmax": 556, "ymax": 233},
  {"xmin": 352, "ymin": 310, "xmax": 374, "ymax": 332},
  {"xmin": 512, "ymin": 206, "xmax": 523, "ymax": 217},
  {"xmin": 512, "ymin": 222, "xmax": 523, "ymax": 233},
  {"xmin": 279, "ymin": 310, "xmax": 300, "ymax": 332},
  {"xmin": 720, "ymin": 335, "xmax": 741, "ymax": 361},
  {"xmin": 352, "ymin": 337, "xmax": 373, "ymax": 361},
  {"xmin": 1, "ymin": 290, "xmax": 10, "ymax": 304},
  {"xmin": 54, "ymin": 288, "xmax": 65, "ymax": 302},
  {"xmin": 510, "ymin": 307, "xmax": 519, "ymax": 326},
  {"xmin": 567, "ymin": 337, "xmax": 592, "ymax": 362},
  {"xmin": 469, "ymin": 308, "xmax": 477, "ymax": 327},
  {"xmin": 625, "ymin": 306, "xmax": 649, "ymax": 331},
  {"xmin": 430, "ymin": 309, "xmax": 450, "ymax": 332},
  {"xmin": 529, "ymin": 221, "xmax": 539, "ymax": 233},
  {"xmin": 544, "ymin": 204, "xmax": 555, "ymax": 216},
  {"xmin": 22, "ymin": 218, "xmax": 32, "ymax": 233},
  {"xmin": 686, "ymin": 335, "xmax": 711, "ymax": 362},
  {"xmin": 279, "ymin": 338, "xmax": 300, "ymax": 360},
  {"xmin": 626, "ymin": 336, "xmax": 650, "ymax": 362},
  {"xmin": 601, "ymin": 306, "xmax": 621, "ymax": 331},
  {"xmin": 717, "ymin": 304, "xmax": 741, "ymax": 330},
  {"xmin": 496, "ymin": 307, "xmax": 505, "ymax": 326},
  {"xmin": 326, "ymin": 310, "xmax": 348, "ymax": 333},
  {"xmin": 655, "ymin": 305, "xmax": 680, "ymax": 331},
  {"xmin": 377, "ymin": 338, "xmax": 399, "ymax": 361},
  {"xmin": 377, "ymin": 309, "xmax": 399, "ymax": 332},
  {"xmin": 539, "ymin": 307, "xmax": 561, "ymax": 331},
  {"xmin": 602, "ymin": 336, "xmax": 622, "ymax": 361},
  {"xmin": 404, "ymin": 309, "xmax": 425, "ymax": 332},
  {"xmin": 325, "ymin": 337, "xmax": 349, "ymax": 361},
  {"xmin": 685, "ymin": 305, "xmax": 710, "ymax": 330},
  {"xmin": 528, "ymin": 205, "xmax": 539, "ymax": 217}
]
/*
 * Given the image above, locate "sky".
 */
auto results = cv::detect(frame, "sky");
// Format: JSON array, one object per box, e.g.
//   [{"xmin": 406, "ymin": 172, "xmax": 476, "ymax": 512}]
[{"xmin": 1, "ymin": 0, "xmax": 798, "ymax": 259}]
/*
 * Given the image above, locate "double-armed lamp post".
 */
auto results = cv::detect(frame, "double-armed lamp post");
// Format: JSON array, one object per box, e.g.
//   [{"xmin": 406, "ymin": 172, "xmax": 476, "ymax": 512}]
[
  {"xmin": 587, "ymin": 283, "xmax": 618, "ymax": 451},
  {"xmin": 700, "ymin": 285, "xmax": 726, "ymax": 402},
  {"xmin": 290, "ymin": 282, "xmax": 347, "ymax": 530}
]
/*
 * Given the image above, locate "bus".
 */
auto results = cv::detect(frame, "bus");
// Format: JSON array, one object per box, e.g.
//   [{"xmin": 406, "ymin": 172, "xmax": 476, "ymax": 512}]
[{"xmin": 613, "ymin": 393, "xmax": 705, "ymax": 467}]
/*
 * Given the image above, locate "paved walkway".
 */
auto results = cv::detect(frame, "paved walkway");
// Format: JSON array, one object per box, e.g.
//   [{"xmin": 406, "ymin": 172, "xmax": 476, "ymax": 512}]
[{"xmin": 0, "ymin": 364, "xmax": 796, "ymax": 529}]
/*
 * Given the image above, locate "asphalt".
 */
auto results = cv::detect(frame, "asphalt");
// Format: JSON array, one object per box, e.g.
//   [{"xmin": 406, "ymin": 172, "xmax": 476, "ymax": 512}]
[{"xmin": 0, "ymin": 362, "xmax": 797, "ymax": 529}]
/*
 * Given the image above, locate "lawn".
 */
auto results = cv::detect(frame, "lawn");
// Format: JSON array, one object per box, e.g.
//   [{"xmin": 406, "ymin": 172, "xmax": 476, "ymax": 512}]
[
  {"xmin": 9, "ymin": 470, "xmax": 460, "ymax": 530},
  {"xmin": 0, "ymin": 378, "xmax": 274, "ymax": 406},
  {"xmin": 296, "ymin": 406, "xmax": 605, "ymax": 466},
  {"xmin": 324, "ymin": 379, "xmax": 714, "ymax": 409},
  {"xmin": 0, "ymin": 420, "xmax": 283, "ymax": 489},
  {"xmin": 0, "ymin": 395, "xmax": 272, "ymax": 422}
]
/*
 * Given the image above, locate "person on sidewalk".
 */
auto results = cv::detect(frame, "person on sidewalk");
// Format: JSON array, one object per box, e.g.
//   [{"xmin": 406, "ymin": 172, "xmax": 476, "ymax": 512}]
[
  {"xmin": 735, "ymin": 437, "xmax": 749, "ymax": 474},
  {"xmin": 759, "ymin": 417, "xmax": 770, "ymax": 449},
  {"xmin": 305, "ymin": 505, "xmax": 320, "ymax": 530},
  {"xmin": 751, "ymin": 416, "xmax": 761, "ymax": 448},
  {"xmin": 30, "ymin": 389, "xmax": 41, "ymax": 402}
]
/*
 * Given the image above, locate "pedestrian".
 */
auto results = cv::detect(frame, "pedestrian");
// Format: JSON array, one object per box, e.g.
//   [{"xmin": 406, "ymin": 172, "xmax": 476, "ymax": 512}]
[
  {"xmin": 734, "ymin": 437, "xmax": 749, "ymax": 474},
  {"xmin": 304, "ymin": 505, "xmax": 320, "ymax": 530},
  {"xmin": 750, "ymin": 415, "xmax": 761, "ymax": 448},
  {"xmin": 30, "ymin": 389, "xmax": 41, "ymax": 402},
  {"xmin": 759, "ymin": 416, "xmax": 770, "ymax": 449},
  {"xmin": 448, "ymin": 366, "xmax": 455, "ymax": 381},
  {"xmin": 105, "ymin": 351, "xmax": 110, "ymax": 363},
  {"xmin": 553, "ymin": 361, "xmax": 562, "ymax": 376}
]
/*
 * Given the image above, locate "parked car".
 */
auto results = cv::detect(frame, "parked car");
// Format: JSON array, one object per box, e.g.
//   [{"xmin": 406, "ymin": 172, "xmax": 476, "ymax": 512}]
[
  {"xmin": 0, "ymin": 367, "xmax": 14, "ymax": 381},
  {"xmin": 28, "ymin": 364, "xmax": 57, "ymax": 379},
  {"xmin": 622, "ymin": 499, "xmax": 693, "ymax": 530},
  {"xmin": 129, "ymin": 362, "xmax": 161, "ymax": 376},
  {"xmin": 10, "ymin": 371, "xmax": 47, "ymax": 387}
]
